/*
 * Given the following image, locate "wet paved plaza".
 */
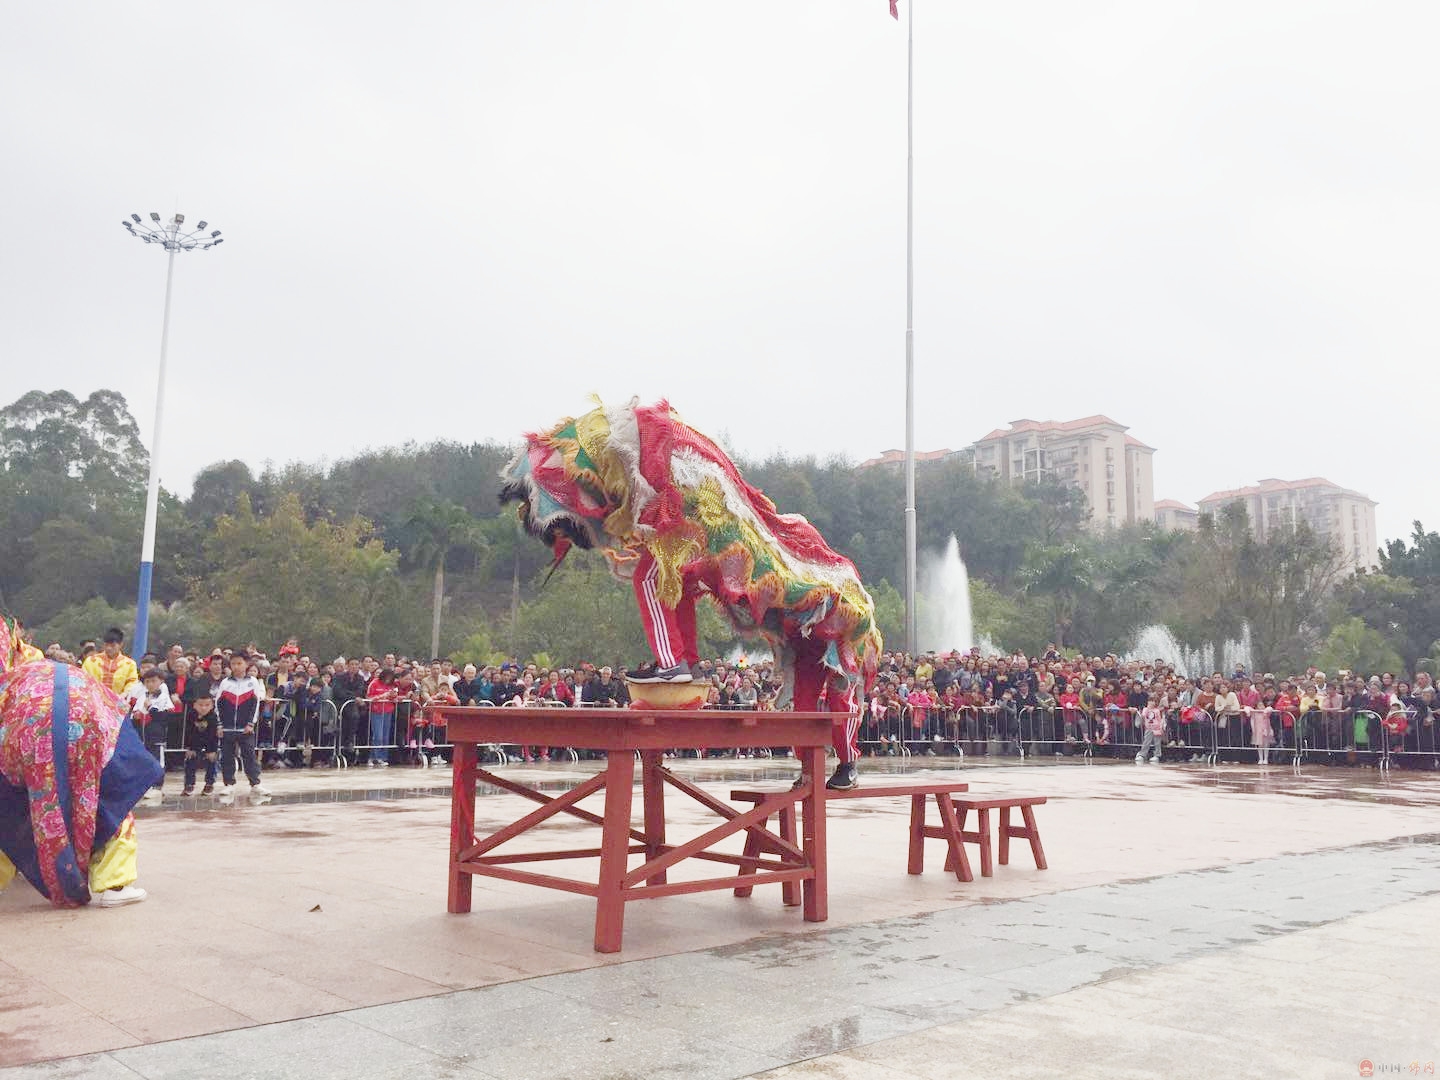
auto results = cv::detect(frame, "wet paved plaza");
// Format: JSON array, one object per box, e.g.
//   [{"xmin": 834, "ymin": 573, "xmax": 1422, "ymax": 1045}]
[{"xmin": 2, "ymin": 758, "xmax": 1438, "ymax": 1079}]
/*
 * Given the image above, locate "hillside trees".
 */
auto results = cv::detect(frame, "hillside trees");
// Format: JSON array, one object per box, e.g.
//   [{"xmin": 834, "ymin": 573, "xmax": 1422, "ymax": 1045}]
[{"xmin": 5, "ymin": 387, "xmax": 1399, "ymax": 669}]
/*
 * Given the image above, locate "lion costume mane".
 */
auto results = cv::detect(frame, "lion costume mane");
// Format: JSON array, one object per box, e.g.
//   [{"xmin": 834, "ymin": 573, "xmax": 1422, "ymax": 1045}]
[{"xmin": 499, "ymin": 398, "xmax": 881, "ymax": 716}]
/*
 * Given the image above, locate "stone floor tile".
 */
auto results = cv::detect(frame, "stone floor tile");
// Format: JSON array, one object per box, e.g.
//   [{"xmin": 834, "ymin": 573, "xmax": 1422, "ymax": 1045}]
[{"xmin": 109, "ymin": 1015, "xmax": 437, "ymax": 1080}]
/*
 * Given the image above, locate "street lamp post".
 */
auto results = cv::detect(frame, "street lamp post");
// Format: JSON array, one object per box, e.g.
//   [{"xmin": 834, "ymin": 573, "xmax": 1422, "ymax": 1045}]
[
  {"xmin": 121, "ymin": 212, "xmax": 223, "ymax": 657},
  {"xmin": 902, "ymin": 1, "xmax": 918, "ymax": 655}
]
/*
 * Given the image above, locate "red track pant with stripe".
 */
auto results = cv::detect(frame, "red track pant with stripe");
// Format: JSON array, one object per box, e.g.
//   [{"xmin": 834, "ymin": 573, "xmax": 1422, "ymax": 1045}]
[
  {"xmin": 633, "ymin": 549, "xmax": 858, "ymax": 763},
  {"xmin": 791, "ymin": 633, "xmax": 860, "ymax": 765},
  {"xmin": 633, "ymin": 549, "xmax": 699, "ymax": 669}
]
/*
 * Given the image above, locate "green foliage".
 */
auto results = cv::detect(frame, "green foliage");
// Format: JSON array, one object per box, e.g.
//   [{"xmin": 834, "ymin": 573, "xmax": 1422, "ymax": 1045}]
[
  {"xmin": 1019, "ymin": 541, "xmax": 1097, "ymax": 650},
  {"xmin": 1333, "ymin": 524, "xmax": 1440, "ymax": 671},
  {"xmin": 405, "ymin": 498, "xmax": 489, "ymax": 659},
  {"xmin": 192, "ymin": 493, "xmax": 406, "ymax": 660},
  {"xmin": 36, "ymin": 598, "xmax": 213, "ymax": 656},
  {"xmin": 451, "ymin": 629, "xmax": 506, "ymax": 668},
  {"xmin": 869, "ymin": 579, "xmax": 904, "ymax": 647},
  {"xmin": 0, "ymin": 387, "xmax": 1397, "ymax": 669},
  {"xmin": 1316, "ymin": 617, "xmax": 1405, "ymax": 680},
  {"xmin": 509, "ymin": 556, "xmax": 649, "ymax": 667},
  {"xmin": 1162, "ymin": 503, "xmax": 1346, "ymax": 672},
  {"xmin": 968, "ymin": 577, "xmax": 1052, "ymax": 656}
]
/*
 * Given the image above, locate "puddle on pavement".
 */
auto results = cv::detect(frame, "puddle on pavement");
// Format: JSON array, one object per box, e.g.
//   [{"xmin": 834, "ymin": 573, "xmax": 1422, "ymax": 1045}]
[{"xmin": 132, "ymin": 756, "xmax": 1440, "ymax": 816}]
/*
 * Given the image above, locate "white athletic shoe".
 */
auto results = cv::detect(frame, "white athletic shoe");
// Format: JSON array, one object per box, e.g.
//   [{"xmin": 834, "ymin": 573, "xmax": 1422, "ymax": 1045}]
[
  {"xmin": 249, "ymin": 783, "xmax": 272, "ymax": 797},
  {"xmin": 95, "ymin": 885, "xmax": 148, "ymax": 907},
  {"xmin": 218, "ymin": 784, "xmax": 239, "ymax": 800}
]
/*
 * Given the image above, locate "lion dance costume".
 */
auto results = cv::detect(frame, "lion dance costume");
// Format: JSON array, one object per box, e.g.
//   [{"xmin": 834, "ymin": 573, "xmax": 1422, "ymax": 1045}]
[
  {"xmin": 500, "ymin": 398, "xmax": 882, "ymax": 789},
  {"xmin": 0, "ymin": 614, "xmax": 160, "ymax": 907}
]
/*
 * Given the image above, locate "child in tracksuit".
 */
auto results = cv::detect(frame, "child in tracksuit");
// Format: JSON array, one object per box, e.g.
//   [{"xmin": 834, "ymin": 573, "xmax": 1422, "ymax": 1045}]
[
  {"xmin": 216, "ymin": 652, "xmax": 271, "ymax": 798},
  {"xmin": 181, "ymin": 693, "xmax": 221, "ymax": 796},
  {"xmin": 1136, "ymin": 698, "xmax": 1166, "ymax": 765}
]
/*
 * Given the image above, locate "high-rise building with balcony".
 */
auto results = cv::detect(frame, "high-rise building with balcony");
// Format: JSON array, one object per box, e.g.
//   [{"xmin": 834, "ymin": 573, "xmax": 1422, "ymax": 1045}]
[
  {"xmin": 1196, "ymin": 478, "xmax": 1378, "ymax": 572},
  {"xmin": 970, "ymin": 416, "xmax": 1155, "ymax": 530}
]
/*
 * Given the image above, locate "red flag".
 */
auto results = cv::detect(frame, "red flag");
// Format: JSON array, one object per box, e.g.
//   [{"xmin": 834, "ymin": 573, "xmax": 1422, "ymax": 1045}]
[{"xmin": 890, "ymin": 0, "xmax": 899, "ymax": 17}]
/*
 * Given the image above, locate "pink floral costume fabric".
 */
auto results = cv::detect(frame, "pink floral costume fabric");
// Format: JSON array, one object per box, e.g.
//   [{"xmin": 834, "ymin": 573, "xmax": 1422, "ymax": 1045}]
[{"xmin": 0, "ymin": 621, "xmax": 160, "ymax": 907}]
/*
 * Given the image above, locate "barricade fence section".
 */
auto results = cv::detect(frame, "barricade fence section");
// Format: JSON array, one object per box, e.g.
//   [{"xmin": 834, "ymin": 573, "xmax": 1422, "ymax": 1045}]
[{"xmin": 149, "ymin": 696, "xmax": 1440, "ymax": 779}]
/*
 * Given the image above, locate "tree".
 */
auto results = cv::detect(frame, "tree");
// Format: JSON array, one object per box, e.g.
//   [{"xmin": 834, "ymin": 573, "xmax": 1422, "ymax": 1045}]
[
  {"xmin": 193, "ymin": 493, "xmax": 399, "ymax": 659},
  {"xmin": 868, "ymin": 579, "xmax": 904, "ymax": 648},
  {"xmin": 0, "ymin": 388, "xmax": 147, "ymax": 494},
  {"xmin": 1020, "ymin": 542, "xmax": 1097, "ymax": 650},
  {"xmin": 405, "ymin": 499, "xmax": 488, "ymax": 661},
  {"xmin": 187, "ymin": 460, "xmax": 260, "ymax": 525},
  {"xmin": 1333, "ymin": 523, "xmax": 1440, "ymax": 670},
  {"xmin": 1171, "ymin": 503, "xmax": 1345, "ymax": 671},
  {"xmin": 1316, "ymin": 617, "xmax": 1404, "ymax": 680},
  {"xmin": 36, "ymin": 597, "xmax": 213, "ymax": 657},
  {"xmin": 353, "ymin": 545, "xmax": 402, "ymax": 654}
]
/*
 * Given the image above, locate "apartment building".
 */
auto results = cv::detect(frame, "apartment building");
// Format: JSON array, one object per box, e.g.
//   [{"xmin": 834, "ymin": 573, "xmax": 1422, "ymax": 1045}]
[
  {"xmin": 970, "ymin": 416, "xmax": 1155, "ymax": 530},
  {"xmin": 1196, "ymin": 478, "xmax": 1378, "ymax": 571},
  {"xmin": 1153, "ymin": 499, "xmax": 1200, "ymax": 532}
]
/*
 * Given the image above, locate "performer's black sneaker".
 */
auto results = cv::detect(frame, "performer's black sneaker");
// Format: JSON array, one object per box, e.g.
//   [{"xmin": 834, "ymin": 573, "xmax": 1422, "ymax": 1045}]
[
  {"xmin": 825, "ymin": 762, "xmax": 859, "ymax": 791},
  {"xmin": 628, "ymin": 661, "xmax": 693, "ymax": 684}
]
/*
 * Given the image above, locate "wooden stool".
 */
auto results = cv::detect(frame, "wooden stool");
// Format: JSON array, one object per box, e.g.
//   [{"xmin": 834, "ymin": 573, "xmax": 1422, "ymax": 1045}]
[
  {"xmin": 731, "ymin": 781, "xmax": 975, "ymax": 902},
  {"xmin": 947, "ymin": 795, "xmax": 1048, "ymax": 878}
]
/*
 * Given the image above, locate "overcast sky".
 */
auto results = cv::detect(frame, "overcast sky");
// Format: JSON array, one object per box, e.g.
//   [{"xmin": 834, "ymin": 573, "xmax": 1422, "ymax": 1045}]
[{"xmin": 2, "ymin": 2, "xmax": 1435, "ymax": 545}]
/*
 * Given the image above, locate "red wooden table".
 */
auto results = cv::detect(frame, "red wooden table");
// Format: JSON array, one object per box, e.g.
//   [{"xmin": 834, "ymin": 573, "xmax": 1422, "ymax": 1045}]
[{"xmin": 429, "ymin": 705, "xmax": 835, "ymax": 953}]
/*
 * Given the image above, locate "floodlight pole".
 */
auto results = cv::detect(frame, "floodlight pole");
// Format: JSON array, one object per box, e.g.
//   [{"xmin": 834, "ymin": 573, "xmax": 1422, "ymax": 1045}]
[
  {"xmin": 903, "ymin": 0, "xmax": 918, "ymax": 655},
  {"xmin": 121, "ymin": 212, "xmax": 223, "ymax": 657},
  {"xmin": 134, "ymin": 247, "xmax": 177, "ymax": 659}
]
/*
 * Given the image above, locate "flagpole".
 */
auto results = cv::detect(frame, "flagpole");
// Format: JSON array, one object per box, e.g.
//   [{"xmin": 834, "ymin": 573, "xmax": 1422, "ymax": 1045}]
[{"xmin": 903, "ymin": 0, "xmax": 918, "ymax": 655}]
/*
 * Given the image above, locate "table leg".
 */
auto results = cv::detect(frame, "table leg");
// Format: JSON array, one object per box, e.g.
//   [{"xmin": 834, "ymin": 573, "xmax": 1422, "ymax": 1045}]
[
  {"xmin": 800, "ymin": 746, "xmax": 827, "ymax": 923},
  {"xmin": 640, "ymin": 751, "xmax": 667, "ymax": 886},
  {"xmin": 977, "ymin": 807, "xmax": 994, "ymax": 878},
  {"xmin": 594, "ymin": 749, "xmax": 635, "ymax": 953},
  {"xmin": 998, "ymin": 805, "xmax": 1012, "ymax": 866},
  {"xmin": 447, "ymin": 741, "xmax": 477, "ymax": 914},
  {"xmin": 907, "ymin": 793, "xmax": 926, "ymax": 875},
  {"xmin": 779, "ymin": 804, "xmax": 799, "ymax": 907}
]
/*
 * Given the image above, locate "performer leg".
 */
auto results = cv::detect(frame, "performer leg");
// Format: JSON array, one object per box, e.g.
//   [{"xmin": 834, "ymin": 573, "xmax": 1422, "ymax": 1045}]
[
  {"xmin": 89, "ymin": 815, "xmax": 138, "ymax": 893},
  {"xmin": 676, "ymin": 577, "xmax": 702, "ymax": 668},
  {"xmin": 829, "ymin": 679, "xmax": 860, "ymax": 765},
  {"xmin": 632, "ymin": 549, "xmax": 689, "ymax": 675}
]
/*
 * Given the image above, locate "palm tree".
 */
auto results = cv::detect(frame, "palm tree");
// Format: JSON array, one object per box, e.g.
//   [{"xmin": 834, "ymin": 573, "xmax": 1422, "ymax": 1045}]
[
  {"xmin": 353, "ymin": 545, "xmax": 401, "ymax": 654},
  {"xmin": 406, "ymin": 500, "xmax": 487, "ymax": 660},
  {"xmin": 1021, "ymin": 542, "xmax": 1096, "ymax": 651}
]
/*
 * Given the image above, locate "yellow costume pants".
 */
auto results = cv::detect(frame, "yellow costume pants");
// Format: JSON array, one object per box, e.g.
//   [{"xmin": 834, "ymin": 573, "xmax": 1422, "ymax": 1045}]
[{"xmin": 0, "ymin": 814, "xmax": 138, "ymax": 897}]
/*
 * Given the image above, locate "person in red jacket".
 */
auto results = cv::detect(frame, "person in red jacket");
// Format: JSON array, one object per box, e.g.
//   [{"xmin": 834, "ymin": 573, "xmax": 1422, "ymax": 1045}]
[
  {"xmin": 365, "ymin": 668, "xmax": 400, "ymax": 767},
  {"xmin": 538, "ymin": 669, "xmax": 574, "ymax": 707}
]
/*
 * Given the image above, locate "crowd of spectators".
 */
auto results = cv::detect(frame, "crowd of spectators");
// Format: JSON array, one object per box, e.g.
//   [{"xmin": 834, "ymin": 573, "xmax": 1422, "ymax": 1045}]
[
  {"xmin": 26, "ymin": 629, "xmax": 1440, "ymax": 783},
  {"xmin": 864, "ymin": 646, "xmax": 1439, "ymax": 767}
]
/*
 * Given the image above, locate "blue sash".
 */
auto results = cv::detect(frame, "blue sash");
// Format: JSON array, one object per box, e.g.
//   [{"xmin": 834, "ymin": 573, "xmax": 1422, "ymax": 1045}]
[{"xmin": 47, "ymin": 662, "xmax": 91, "ymax": 903}]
